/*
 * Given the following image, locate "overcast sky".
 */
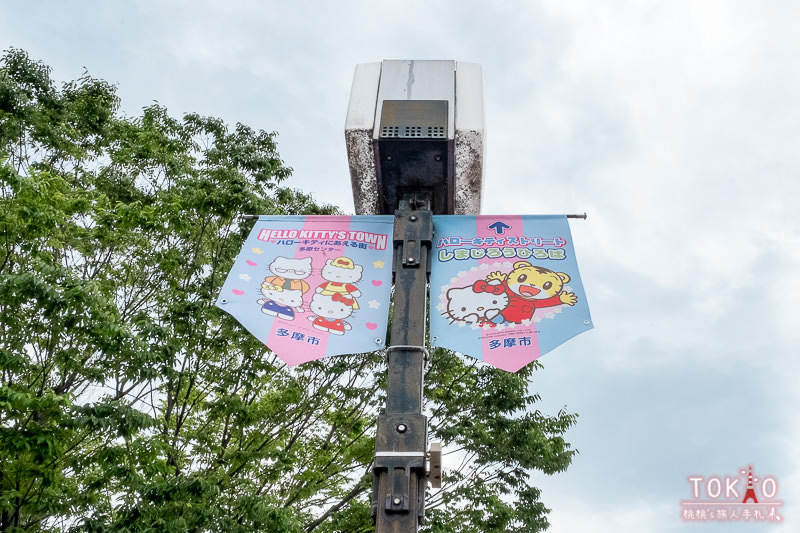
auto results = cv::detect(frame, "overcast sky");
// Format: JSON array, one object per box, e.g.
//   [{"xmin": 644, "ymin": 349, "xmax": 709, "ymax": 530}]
[{"xmin": 3, "ymin": 1, "xmax": 799, "ymax": 531}]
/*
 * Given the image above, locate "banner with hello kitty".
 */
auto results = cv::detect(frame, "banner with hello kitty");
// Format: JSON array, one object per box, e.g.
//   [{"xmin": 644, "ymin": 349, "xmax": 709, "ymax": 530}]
[
  {"xmin": 216, "ymin": 215, "xmax": 394, "ymax": 366},
  {"xmin": 430, "ymin": 215, "xmax": 593, "ymax": 372}
]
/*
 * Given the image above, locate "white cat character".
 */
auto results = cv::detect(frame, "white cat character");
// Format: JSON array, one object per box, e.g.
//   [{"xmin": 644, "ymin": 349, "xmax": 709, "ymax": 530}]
[
  {"xmin": 257, "ymin": 256, "xmax": 312, "ymax": 319},
  {"xmin": 307, "ymin": 292, "xmax": 354, "ymax": 335},
  {"xmin": 443, "ymin": 280, "xmax": 508, "ymax": 327},
  {"xmin": 257, "ymin": 286, "xmax": 304, "ymax": 320},
  {"xmin": 316, "ymin": 256, "xmax": 362, "ymax": 309}
]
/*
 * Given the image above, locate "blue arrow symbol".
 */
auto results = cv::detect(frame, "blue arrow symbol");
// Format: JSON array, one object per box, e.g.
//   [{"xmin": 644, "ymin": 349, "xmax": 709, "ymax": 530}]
[{"xmin": 487, "ymin": 221, "xmax": 511, "ymax": 235}]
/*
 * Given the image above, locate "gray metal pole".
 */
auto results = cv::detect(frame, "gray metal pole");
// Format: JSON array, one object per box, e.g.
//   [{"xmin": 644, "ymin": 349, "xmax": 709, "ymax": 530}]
[{"xmin": 372, "ymin": 192, "xmax": 432, "ymax": 532}]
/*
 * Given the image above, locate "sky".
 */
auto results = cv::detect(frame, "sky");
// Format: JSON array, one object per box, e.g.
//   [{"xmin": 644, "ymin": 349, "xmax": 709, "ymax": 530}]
[{"xmin": 3, "ymin": 1, "xmax": 799, "ymax": 531}]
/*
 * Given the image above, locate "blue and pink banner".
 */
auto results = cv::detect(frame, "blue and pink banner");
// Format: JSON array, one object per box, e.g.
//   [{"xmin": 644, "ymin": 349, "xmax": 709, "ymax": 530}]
[
  {"xmin": 216, "ymin": 216, "xmax": 394, "ymax": 366},
  {"xmin": 429, "ymin": 215, "xmax": 593, "ymax": 372}
]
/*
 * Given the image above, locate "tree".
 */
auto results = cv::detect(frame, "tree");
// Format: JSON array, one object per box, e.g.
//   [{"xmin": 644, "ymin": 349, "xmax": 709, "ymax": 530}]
[{"xmin": 0, "ymin": 48, "xmax": 578, "ymax": 533}]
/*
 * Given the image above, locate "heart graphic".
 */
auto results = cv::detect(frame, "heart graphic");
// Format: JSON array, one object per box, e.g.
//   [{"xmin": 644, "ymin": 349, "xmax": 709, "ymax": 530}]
[
  {"xmin": 366, "ymin": 322, "xmax": 378, "ymax": 330},
  {"xmin": 371, "ymin": 280, "xmax": 382, "ymax": 287},
  {"xmin": 232, "ymin": 289, "xmax": 245, "ymax": 296},
  {"xmin": 245, "ymin": 260, "xmax": 257, "ymax": 266}
]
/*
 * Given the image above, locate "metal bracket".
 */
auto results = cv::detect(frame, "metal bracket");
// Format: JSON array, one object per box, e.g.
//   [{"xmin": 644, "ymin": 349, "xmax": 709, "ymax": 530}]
[
  {"xmin": 427, "ymin": 442, "xmax": 442, "ymax": 489},
  {"xmin": 373, "ymin": 413, "xmax": 427, "ymax": 519},
  {"xmin": 392, "ymin": 191, "xmax": 433, "ymax": 274}
]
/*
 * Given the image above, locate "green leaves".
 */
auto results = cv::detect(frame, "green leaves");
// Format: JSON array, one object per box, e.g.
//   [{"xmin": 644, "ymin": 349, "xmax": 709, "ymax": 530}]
[
  {"xmin": 422, "ymin": 350, "xmax": 577, "ymax": 532},
  {"xmin": 1, "ymin": 48, "xmax": 336, "ymax": 532}
]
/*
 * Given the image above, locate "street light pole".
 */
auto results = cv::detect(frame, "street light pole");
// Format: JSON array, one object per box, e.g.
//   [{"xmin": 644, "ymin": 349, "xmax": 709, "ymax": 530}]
[
  {"xmin": 372, "ymin": 192, "xmax": 433, "ymax": 531},
  {"xmin": 345, "ymin": 60, "xmax": 484, "ymax": 533}
]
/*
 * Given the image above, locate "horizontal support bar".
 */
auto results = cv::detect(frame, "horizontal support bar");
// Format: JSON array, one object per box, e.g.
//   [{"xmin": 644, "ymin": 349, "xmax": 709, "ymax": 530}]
[
  {"xmin": 375, "ymin": 451, "xmax": 427, "ymax": 458},
  {"xmin": 242, "ymin": 213, "xmax": 587, "ymax": 220}
]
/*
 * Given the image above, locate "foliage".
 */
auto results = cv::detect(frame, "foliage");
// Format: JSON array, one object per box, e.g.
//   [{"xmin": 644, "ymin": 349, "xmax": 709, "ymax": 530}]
[{"xmin": 0, "ymin": 48, "xmax": 577, "ymax": 533}]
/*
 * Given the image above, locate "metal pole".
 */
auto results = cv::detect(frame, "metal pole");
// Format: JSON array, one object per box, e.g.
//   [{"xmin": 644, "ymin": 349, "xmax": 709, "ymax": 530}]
[{"xmin": 372, "ymin": 192, "xmax": 432, "ymax": 532}]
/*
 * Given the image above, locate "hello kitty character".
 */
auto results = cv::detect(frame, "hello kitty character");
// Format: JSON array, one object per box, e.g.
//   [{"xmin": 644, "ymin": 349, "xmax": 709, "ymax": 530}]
[
  {"xmin": 443, "ymin": 280, "xmax": 509, "ymax": 327},
  {"xmin": 257, "ymin": 256, "xmax": 312, "ymax": 320},
  {"xmin": 307, "ymin": 292, "xmax": 354, "ymax": 335},
  {"xmin": 257, "ymin": 285, "xmax": 304, "ymax": 320},
  {"xmin": 316, "ymin": 256, "xmax": 362, "ymax": 310}
]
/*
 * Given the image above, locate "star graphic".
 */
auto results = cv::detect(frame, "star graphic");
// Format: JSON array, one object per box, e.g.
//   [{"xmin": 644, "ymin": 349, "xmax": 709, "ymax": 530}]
[
  {"xmin": 251, "ymin": 247, "xmax": 263, "ymax": 255},
  {"xmin": 373, "ymin": 260, "xmax": 385, "ymax": 269}
]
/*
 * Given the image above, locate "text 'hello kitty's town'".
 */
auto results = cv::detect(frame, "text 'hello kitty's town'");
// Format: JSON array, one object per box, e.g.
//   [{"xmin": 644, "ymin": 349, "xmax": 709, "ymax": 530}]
[{"xmin": 256, "ymin": 228, "xmax": 389, "ymax": 250}]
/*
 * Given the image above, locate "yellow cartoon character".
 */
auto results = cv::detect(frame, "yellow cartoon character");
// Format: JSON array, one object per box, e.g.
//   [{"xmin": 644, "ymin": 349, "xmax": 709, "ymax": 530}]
[
  {"xmin": 486, "ymin": 261, "xmax": 577, "ymax": 323},
  {"xmin": 316, "ymin": 256, "xmax": 363, "ymax": 310}
]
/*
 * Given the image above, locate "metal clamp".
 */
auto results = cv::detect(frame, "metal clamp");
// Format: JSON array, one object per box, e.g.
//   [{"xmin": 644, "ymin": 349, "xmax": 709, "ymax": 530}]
[
  {"xmin": 386, "ymin": 345, "xmax": 429, "ymax": 357},
  {"xmin": 385, "ymin": 345, "xmax": 430, "ymax": 366}
]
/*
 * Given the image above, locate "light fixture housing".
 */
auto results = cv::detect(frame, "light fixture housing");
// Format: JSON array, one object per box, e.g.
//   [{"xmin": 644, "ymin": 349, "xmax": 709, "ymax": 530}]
[{"xmin": 345, "ymin": 60, "xmax": 484, "ymax": 215}]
